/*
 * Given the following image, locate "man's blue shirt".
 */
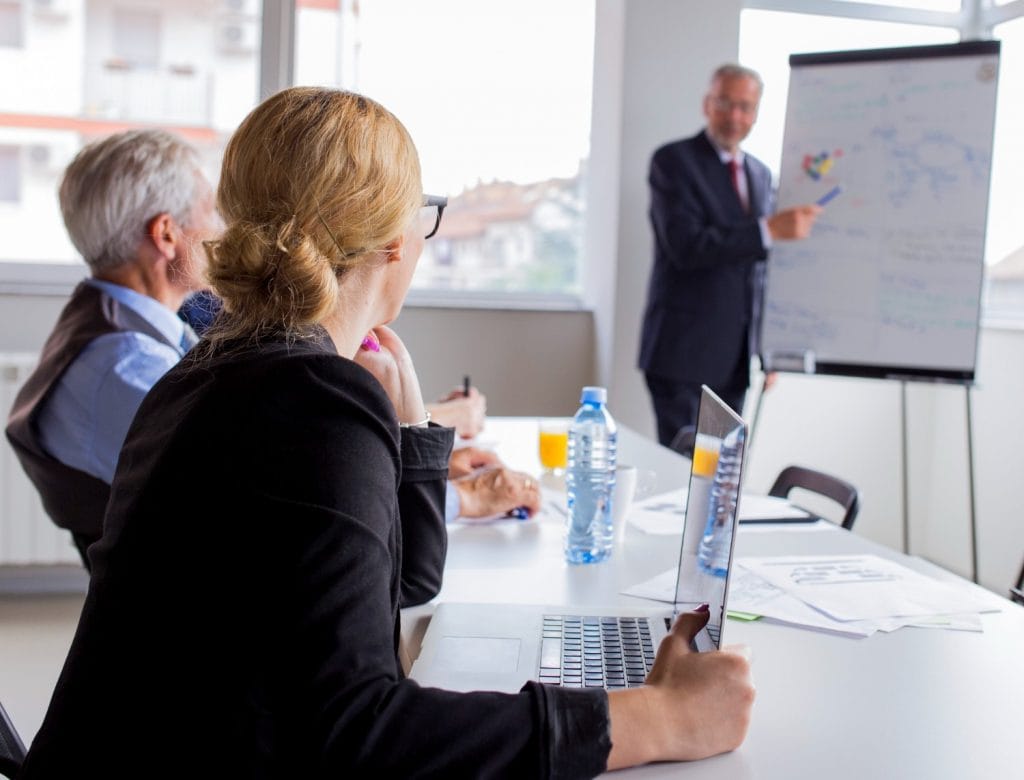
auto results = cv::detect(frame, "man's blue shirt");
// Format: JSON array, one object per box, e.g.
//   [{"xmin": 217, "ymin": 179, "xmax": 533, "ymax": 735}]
[
  {"xmin": 36, "ymin": 279, "xmax": 192, "ymax": 484},
  {"xmin": 445, "ymin": 484, "xmax": 460, "ymax": 523}
]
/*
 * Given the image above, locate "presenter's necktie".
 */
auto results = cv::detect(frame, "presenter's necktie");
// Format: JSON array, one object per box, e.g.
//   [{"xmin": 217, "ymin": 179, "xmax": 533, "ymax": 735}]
[{"xmin": 729, "ymin": 157, "xmax": 749, "ymax": 214}]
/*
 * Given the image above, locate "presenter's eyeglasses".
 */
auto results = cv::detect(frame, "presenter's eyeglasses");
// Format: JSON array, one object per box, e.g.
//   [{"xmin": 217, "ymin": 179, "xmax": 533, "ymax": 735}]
[
  {"xmin": 709, "ymin": 96, "xmax": 758, "ymax": 116},
  {"xmin": 421, "ymin": 194, "xmax": 448, "ymax": 240}
]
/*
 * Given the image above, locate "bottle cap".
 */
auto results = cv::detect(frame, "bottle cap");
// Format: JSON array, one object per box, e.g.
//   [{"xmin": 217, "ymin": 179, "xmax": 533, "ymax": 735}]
[{"xmin": 580, "ymin": 386, "xmax": 607, "ymax": 404}]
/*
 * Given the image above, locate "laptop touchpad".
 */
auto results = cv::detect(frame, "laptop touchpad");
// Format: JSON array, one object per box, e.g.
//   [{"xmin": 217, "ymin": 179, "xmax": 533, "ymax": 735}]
[{"xmin": 436, "ymin": 636, "xmax": 521, "ymax": 673}]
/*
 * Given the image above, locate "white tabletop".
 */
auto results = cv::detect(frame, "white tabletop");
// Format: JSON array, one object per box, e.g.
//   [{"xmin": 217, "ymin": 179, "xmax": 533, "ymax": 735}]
[{"xmin": 405, "ymin": 418, "xmax": 1023, "ymax": 779}]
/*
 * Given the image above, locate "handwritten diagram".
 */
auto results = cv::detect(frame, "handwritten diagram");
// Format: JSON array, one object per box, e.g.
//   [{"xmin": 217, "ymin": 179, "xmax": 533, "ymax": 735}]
[{"xmin": 763, "ymin": 46, "xmax": 998, "ymax": 377}]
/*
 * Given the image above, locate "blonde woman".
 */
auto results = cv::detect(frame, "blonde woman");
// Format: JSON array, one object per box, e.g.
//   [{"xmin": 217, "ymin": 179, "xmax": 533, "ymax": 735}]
[{"xmin": 20, "ymin": 88, "xmax": 753, "ymax": 778}]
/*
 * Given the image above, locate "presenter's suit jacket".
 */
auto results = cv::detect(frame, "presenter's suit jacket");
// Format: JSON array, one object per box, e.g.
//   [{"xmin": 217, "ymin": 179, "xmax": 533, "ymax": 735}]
[{"xmin": 638, "ymin": 130, "xmax": 774, "ymax": 389}]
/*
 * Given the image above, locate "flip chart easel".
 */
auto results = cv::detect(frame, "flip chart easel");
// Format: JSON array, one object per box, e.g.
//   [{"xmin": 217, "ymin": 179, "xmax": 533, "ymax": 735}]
[
  {"xmin": 754, "ymin": 41, "xmax": 1000, "ymax": 583},
  {"xmin": 748, "ymin": 368, "xmax": 980, "ymax": 582}
]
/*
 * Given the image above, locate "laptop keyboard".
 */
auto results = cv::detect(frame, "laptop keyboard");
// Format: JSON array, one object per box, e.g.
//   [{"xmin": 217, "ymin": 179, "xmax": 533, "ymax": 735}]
[
  {"xmin": 707, "ymin": 622, "xmax": 720, "ymax": 646},
  {"xmin": 538, "ymin": 615, "xmax": 655, "ymax": 689}
]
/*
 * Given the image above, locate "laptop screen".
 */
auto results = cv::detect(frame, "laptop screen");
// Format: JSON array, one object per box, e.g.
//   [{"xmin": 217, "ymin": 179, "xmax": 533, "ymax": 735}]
[{"xmin": 673, "ymin": 386, "xmax": 747, "ymax": 647}]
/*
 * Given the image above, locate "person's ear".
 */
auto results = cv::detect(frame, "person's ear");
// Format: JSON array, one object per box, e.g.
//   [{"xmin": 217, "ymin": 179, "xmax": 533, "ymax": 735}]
[
  {"xmin": 146, "ymin": 213, "xmax": 178, "ymax": 261},
  {"xmin": 382, "ymin": 234, "xmax": 405, "ymax": 264}
]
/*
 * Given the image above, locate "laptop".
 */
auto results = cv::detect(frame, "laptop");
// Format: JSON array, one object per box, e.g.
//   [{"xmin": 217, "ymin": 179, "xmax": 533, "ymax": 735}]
[{"xmin": 409, "ymin": 386, "xmax": 747, "ymax": 693}]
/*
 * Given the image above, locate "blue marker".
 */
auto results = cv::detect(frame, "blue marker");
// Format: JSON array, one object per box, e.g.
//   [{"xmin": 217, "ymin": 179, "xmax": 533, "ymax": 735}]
[
  {"xmin": 816, "ymin": 185, "xmax": 842, "ymax": 207},
  {"xmin": 506, "ymin": 507, "xmax": 529, "ymax": 521}
]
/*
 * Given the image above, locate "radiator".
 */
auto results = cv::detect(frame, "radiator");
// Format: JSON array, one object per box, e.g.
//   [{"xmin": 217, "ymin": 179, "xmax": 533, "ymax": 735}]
[{"xmin": 0, "ymin": 354, "xmax": 80, "ymax": 565}]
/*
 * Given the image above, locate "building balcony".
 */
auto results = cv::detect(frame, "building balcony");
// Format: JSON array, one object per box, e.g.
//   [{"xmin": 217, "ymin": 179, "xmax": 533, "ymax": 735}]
[{"xmin": 82, "ymin": 61, "xmax": 212, "ymax": 127}]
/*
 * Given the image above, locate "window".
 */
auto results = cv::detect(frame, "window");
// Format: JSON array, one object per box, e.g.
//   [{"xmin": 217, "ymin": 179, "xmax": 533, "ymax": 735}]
[
  {"xmin": 294, "ymin": 0, "xmax": 595, "ymax": 296},
  {"xmin": 0, "ymin": 0, "xmax": 262, "ymax": 265},
  {"xmin": 985, "ymin": 16, "xmax": 1024, "ymax": 320},
  {"xmin": 4, "ymin": 0, "xmax": 1023, "ymax": 313}
]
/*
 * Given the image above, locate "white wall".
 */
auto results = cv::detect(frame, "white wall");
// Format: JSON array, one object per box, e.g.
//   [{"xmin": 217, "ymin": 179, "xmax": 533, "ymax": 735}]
[
  {"xmin": 393, "ymin": 306, "xmax": 594, "ymax": 417},
  {"xmin": 598, "ymin": 0, "xmax": 744, "ymax": 437}
]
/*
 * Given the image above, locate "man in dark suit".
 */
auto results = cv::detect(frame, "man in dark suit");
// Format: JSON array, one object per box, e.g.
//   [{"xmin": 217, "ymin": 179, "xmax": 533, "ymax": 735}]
[{"xmin": 638, "ymin": 64, "xmax": 821, "ymax": 447}]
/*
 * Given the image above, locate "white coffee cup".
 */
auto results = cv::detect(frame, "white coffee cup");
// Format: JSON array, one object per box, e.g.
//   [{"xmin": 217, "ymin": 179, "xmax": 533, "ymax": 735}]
[{"xmin": 611, "ymin": 464, "xmax": 638, "ymax": 540}]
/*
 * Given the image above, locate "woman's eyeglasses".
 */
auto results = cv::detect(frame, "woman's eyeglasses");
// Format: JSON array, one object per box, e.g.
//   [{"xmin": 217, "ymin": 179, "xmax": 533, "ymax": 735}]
[{"xmin": 421, "ymin": 194, "xmax": 448, "ymax": 240}]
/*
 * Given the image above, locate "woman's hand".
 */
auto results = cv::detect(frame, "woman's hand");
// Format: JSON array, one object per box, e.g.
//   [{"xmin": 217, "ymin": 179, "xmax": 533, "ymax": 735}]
[
  {"xmin": 606, "ymin": 608, "xmax": 755, "ymax": 769},
  {"xmin": 447, "ymin": 446, "xmax": 501, "ymax": 480},
  {"xmin": 427, "ymin": 386, "xmax": 487, "ymax": 439},
  {"xmin": 453, "ymin": 467, "xmax": 541, "ymax": 520},
  {"xmin": 354, "ymin": 326, "xmax": 429, "ymax": 426}
]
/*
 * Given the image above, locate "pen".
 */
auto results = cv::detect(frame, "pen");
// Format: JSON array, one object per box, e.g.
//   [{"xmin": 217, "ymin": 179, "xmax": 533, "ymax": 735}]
[
  {"xmin": 816, "ymin": 185, "xmax": 842, "ymax": 207},
  {"xmin": 506, "ymin": 507, "xmax": 529, "ymax": 521},
  {"xmin": 463, "ymin": 374, "xmax": 471, "ymax": 397}
]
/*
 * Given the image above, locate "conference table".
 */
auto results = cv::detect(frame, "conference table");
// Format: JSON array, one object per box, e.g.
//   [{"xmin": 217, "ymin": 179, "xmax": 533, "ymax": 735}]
[{"xmin": 402, "ymin": 418, "xmax": 1022, "ymax": 779}]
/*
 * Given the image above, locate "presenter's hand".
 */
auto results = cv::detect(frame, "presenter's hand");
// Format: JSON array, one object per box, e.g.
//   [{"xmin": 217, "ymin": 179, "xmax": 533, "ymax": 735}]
[
  {"xmin": 448, "ymin": 446, "xmax": 501, "ymax": 480},
  {"xmin": 767, "ymin": 204, "xmax": 822, "ymax": 241},
  {"xmin": 355, "ymin": 326, "xmax": 429, "ymax": 427},
  {"xmin": 453, "ymin": 467, "xmax": 541, "ymax": 520},
  {"xmin": 605, "ymin": 608, "xmax": 754, "ymax": 769}
]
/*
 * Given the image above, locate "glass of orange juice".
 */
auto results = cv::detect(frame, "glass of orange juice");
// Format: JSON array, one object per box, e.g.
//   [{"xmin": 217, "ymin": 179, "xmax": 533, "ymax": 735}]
[
  {"xmin": 538, "ymin": 419, "xmax": 570, "ymax": 474},
  {"xmin": 691, "ymin": 433, "xmax": 721, "ymax": 478}
]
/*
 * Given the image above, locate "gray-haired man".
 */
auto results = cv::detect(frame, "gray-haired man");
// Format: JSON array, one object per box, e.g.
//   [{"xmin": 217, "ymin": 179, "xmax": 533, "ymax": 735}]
[
  {"xmin": 6, "ymin": 130, "xmax": 220, "ymax": 568},
  {"xmin": 638, "ymin": 64, "xmax": 821, "ymax": 446}
]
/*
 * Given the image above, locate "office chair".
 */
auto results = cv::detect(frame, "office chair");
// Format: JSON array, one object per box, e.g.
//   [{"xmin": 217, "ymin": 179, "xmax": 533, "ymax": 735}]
[
  {"xmin": 0, "ymin": 698, "xmax": 26, "ymax": 779},
  {"xmin": 768, "ymin": 465, "xmax": 860, "ymax": 530},
  {"xmin": 1011, "ymin": 556, "xmax": 1024, "ymax": 606},
  {"xmin": 668, "ymin": 425, "xmax": 696, "ymax": 459}
]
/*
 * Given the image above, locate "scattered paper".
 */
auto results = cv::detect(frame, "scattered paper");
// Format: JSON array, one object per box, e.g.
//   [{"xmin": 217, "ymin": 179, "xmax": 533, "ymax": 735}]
[
  {"xmin": 622, "ymin": 557, "xmax": 993, "ymax": 639},
  {"xmin": 728, "ymin": 566, "xmax": 878, "ymax": 637},
  {"xmin": 625, "ymin": 489, "xmax": 688, "ymax": 535},
  {"xmin": 738, "ymin": 554, "xmax": 996, "ymax": 622},
  {"xmin": 740, "ymin": 494, "xmax": 814, "ymax": 522},
  {"xmin": 626, "ymin": 488, "xmax": 813, "ymax": 535},
  {"xmin": 622, "ymin": 567, "xmax": 679, "ymax": 604}
]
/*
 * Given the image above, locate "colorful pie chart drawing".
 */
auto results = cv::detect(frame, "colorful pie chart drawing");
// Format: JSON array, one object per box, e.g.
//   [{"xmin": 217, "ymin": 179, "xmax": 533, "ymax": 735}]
[{"xmin": 803, "ymin": 149, "xmax": 843, "ymax": 180}]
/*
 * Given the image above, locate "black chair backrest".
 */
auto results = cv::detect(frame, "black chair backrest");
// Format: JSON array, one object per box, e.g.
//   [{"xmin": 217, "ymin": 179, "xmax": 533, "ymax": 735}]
[
  {"xmin": 1011, "ymin": 557, "xmax": 1024, "ymax": 606},
  {"xmin": 768, "ymin": 465, "xmax": 860, "ymax": 530},
  {"xmin": 669, "ymin": 425, "xmax": 696, "ymax": 459},
  {"xmin": 0, "ymin": 699, "xmax": 26, "ymax": 779}
]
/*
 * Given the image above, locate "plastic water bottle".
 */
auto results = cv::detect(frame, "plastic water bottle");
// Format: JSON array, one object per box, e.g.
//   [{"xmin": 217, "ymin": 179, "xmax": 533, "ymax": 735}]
[
  {"xmin": 565, "ymin": 386, "xmax": 617, "ymax": 564},
  {"xmin": 698, "ymin": 425, "xmax": 745, "ymax": 577}
]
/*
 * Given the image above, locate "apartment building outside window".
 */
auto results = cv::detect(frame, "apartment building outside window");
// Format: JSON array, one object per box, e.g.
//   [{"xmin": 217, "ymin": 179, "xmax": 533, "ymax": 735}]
[
  {"xmin": 0, "ymin": 0, "xmax": 261, "ymax": 265},
  {"xmin": 294, "ymin": 0, "xmax": 595, "ymax": 298}
]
